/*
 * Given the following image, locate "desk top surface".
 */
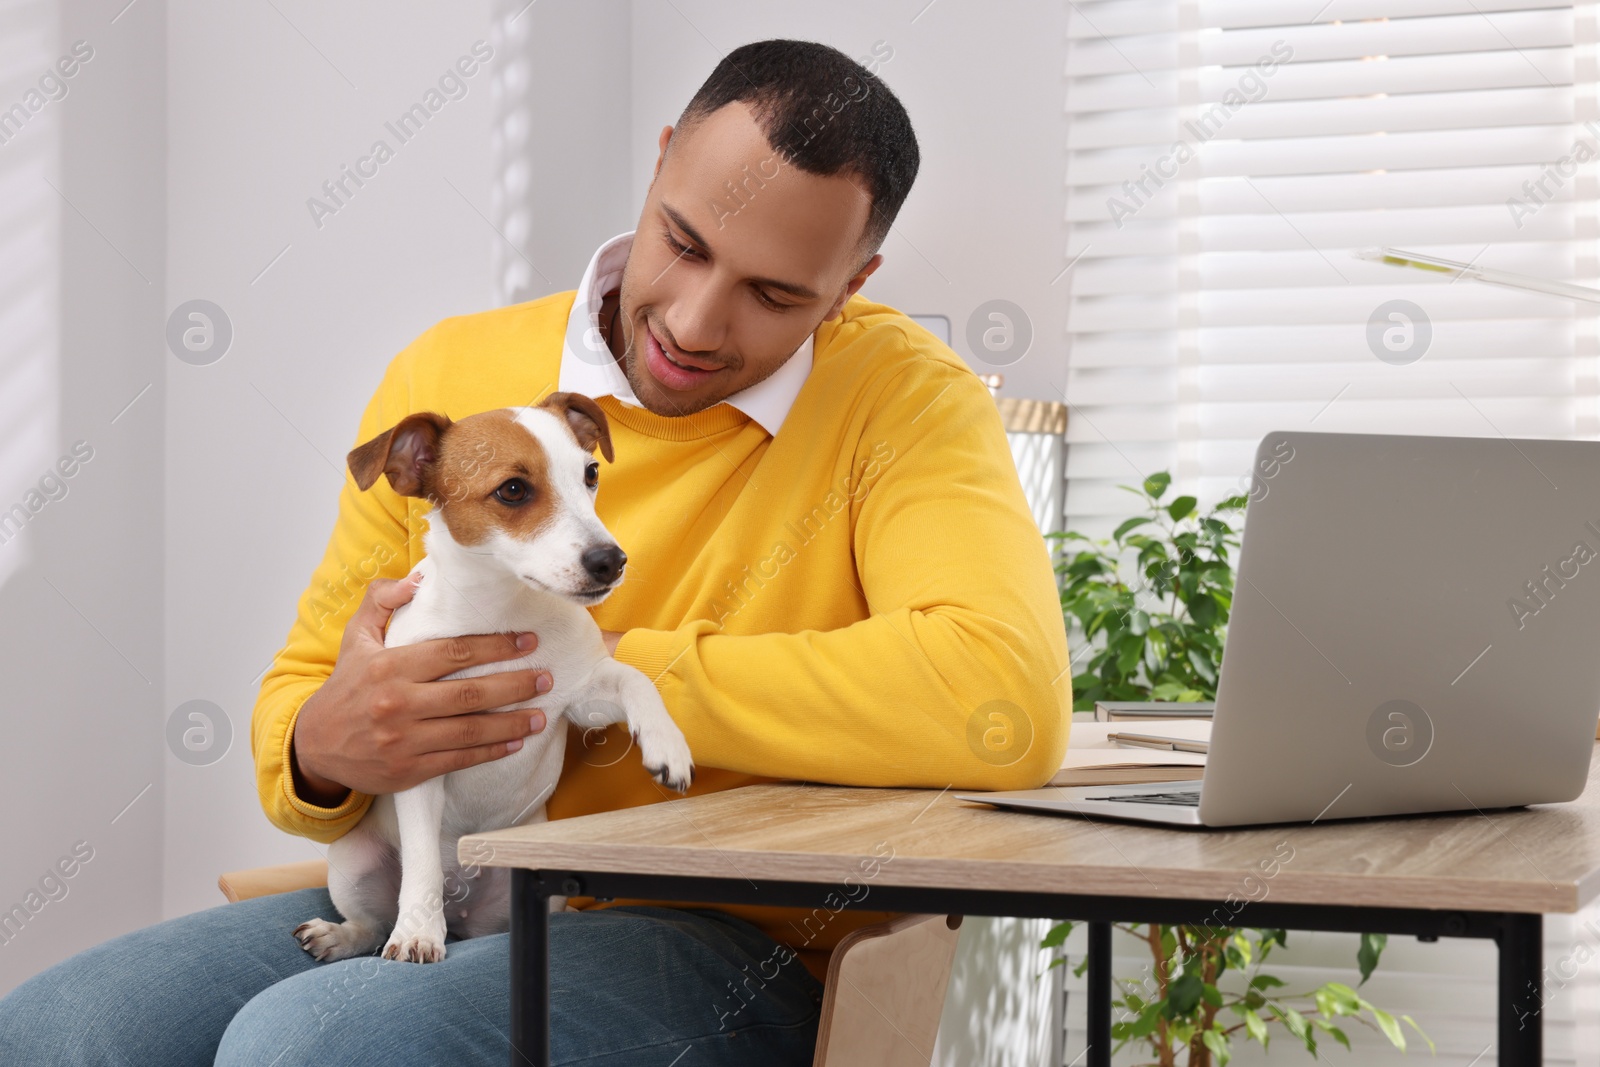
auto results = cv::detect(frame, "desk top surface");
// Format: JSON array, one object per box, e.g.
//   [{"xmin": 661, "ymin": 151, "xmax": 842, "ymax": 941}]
[{"xmin": 460, "ymin": 745, "xmax": 1600, "ymax": 914}]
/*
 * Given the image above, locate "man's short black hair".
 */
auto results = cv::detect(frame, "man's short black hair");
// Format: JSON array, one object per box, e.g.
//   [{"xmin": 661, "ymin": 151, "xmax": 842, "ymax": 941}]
[{"xmin": 675, "ymin": 39, "xmax": 920, "ymax": 260}]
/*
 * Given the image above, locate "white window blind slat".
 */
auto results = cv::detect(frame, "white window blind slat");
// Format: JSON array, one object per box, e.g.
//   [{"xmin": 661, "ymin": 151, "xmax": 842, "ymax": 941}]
[
  {"xmin": 1072, "ymin": 0, "xmax": 1566, "ymax": 37},
  {"xmin": 1070, "ymin": 87, "xmax": 1574, "ymax": 149},
  {"xmin": 1067, "ymin": 52, "xmax": 1575, "ymax": 112},
  {"xmin": 1067, "ymin": 11, "xmax": 1571, "ymax": 72}
]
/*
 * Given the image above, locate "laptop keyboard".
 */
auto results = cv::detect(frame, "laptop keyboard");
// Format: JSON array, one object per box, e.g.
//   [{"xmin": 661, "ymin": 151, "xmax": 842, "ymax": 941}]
[{"xmin": 1086, "ymin": 790, "xmax": 1201, "ymax": 807}]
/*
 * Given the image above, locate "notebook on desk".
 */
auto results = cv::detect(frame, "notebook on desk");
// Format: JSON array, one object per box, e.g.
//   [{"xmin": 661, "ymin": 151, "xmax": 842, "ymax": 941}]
[
  {"xmin": 1094, "ymin": 701, "xmax": 1215, "ymax": 722},
  {"xmin": 1051, "ymin": 721, "xmax": 1209, "ymax": 787}
]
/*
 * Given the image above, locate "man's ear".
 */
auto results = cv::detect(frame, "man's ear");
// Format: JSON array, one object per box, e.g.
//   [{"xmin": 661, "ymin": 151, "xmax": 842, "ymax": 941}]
[
  {"xmin": 653, "ymin": 124, "xmax": 673, "ymax": 177},
  {"xmin": 540, "ymin": 392, "xmax": 614, "ymax": 462},
  {"xmin": 347, "ymin": 412, "xmax": 452, "ymax": 496},
  {"xmin": 825, "ymin": 252, "xmax": 883, "ymax": 320}
]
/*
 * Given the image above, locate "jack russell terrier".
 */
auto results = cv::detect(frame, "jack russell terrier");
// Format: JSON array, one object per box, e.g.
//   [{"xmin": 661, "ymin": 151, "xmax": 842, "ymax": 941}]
[{"xmin": 294, "ymin": 392, "xmax": 694, "ymax": 964}]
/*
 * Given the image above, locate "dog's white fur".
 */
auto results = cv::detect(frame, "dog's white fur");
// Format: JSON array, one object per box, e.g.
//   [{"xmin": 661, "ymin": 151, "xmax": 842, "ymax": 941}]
[{"xmin": 294, "ymin": 401, "xmax": 693, "ymax": 964}]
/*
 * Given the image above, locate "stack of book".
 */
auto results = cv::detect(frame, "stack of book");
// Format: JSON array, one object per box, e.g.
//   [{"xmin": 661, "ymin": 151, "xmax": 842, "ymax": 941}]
[{"xmin": 1050, "ymin": 702, "xmax": 1215, "ymax": 788}]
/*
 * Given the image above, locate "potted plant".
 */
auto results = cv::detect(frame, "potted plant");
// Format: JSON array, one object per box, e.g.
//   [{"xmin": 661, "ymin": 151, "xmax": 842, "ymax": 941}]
[{"xmin": 1039, "ymin": 474, "xmax": 1431, "ymax": 1065}]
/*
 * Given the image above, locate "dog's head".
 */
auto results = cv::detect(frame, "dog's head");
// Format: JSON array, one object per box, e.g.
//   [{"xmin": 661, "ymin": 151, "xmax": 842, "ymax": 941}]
[{"xmin": 347, "ymin": 392, "xmax": 626, "ymax": 605}]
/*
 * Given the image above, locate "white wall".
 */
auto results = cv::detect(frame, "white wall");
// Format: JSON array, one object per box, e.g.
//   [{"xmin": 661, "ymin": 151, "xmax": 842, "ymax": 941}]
[{"xmin": 0, "ymin": 0, "xmax": 166, "ymax": 996}]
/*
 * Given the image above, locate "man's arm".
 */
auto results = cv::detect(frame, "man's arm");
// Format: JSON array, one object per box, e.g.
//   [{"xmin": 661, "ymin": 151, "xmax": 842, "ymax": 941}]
[{"xmin": 613, "ymin": 355, "xmax": 1072, "ymax": 791}]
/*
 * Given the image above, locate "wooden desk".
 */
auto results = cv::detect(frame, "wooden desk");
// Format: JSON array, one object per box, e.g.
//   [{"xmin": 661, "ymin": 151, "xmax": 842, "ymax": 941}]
[{"xmin": 462, "ymin": 748, "xmax": 1600, "ymax": 1067}]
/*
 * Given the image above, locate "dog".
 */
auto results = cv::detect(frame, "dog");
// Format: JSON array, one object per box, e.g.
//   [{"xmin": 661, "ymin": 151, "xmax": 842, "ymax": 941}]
[{"xmin": 293, "ymin": 392, "xmax": 694, "ymax": 964}]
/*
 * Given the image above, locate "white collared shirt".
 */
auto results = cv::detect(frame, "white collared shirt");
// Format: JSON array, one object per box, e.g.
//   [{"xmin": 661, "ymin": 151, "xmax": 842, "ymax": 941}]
[{"xmin": 557, "ymin": 230, "xmax": 814, "ymax": 437}]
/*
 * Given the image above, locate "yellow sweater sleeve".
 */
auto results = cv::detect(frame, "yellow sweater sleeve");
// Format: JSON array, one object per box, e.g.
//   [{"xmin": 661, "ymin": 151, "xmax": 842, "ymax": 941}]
[
  {"xmin": 250, "ymin": 337, "xmax": 423, "ymax": 844},
  {"xmin": 615, "ymin": 353, "xmax": 1073, "ymax": 792}
]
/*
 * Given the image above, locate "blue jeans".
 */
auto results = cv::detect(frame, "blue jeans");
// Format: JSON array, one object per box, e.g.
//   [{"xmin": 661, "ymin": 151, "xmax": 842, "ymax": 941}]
[{"xmin": 0, "ymin": 887, "xmax": 823, "ymax": 1065}]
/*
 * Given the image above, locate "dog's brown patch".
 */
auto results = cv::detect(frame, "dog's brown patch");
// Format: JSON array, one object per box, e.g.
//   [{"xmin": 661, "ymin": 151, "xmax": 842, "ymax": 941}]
[
  {"xmin": 429, "ymin": 409, "xmax": 558, "ymax": 547},
  {"xmin": 539, "ymin": 392, "xmax": 614, "ymax": 462}
]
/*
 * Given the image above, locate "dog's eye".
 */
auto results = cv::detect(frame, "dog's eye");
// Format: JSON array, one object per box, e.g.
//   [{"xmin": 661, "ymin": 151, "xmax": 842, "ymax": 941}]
[
  {"xmin": 494, "ymin": 479, "xmax": 531, "ymax": 505},
  {"xmin": 584, "ymin": 462, "xmax": 599, "ymax": 489}
]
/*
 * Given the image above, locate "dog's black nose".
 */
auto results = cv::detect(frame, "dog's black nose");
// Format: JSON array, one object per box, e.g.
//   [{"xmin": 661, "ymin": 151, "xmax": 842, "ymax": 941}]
[{"xmin": 581, "ymin": 545, "xmax": 627, "ymax": 585}]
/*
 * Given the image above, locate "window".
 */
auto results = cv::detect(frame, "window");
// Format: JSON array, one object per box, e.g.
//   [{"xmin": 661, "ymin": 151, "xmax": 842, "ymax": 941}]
[{"xmin": 1063, "ymin": 0, "xmax": 1596, "ymax": 533}]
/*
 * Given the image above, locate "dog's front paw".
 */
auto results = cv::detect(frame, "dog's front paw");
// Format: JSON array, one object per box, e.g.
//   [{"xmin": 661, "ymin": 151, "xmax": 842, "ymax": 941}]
[
  {"xmin": 635, "ymin": 720, "xmax": 695, "ymax": 793},
  {"xmin": 382, "ymin": 932, "xmax": 446, "ymax": 964},
  {"xmin": 294, "ymin": 918, "xmax": 375, "ymax": 963}
]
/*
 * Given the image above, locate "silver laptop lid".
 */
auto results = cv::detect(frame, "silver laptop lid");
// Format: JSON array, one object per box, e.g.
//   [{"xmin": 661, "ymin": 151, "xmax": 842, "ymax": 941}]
[{"xmin": 1199, "ymin": 431, "xmax": 1600, "ymax": 827}]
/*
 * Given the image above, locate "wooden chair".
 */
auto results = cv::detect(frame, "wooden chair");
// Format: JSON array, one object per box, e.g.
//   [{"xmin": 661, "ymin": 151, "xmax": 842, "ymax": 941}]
[{"xmin": 218, "ymin": 861, "xmax": 962, "ymax": 1067}]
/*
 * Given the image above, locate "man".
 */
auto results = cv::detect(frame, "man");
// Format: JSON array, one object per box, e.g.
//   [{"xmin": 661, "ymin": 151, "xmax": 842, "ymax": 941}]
[{"xmin": 0, "ymin": 38, "xmax": 1068, "ymax": 1066}]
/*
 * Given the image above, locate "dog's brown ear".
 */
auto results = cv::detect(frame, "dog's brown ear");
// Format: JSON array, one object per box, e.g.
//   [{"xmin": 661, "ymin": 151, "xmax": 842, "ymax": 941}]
[
  {"xmin": 540, "ymin": 392, "xmax": 614, "ymax": 462},
  {"xmin": 347, "ymin": 412, "xmax": 453, "ymax": 496}
]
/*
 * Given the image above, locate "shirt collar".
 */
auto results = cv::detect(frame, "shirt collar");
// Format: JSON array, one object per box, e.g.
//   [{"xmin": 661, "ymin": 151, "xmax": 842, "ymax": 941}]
[{"xmin": 558, "ymin": 230, "xmax": 813, "ymax": 437}]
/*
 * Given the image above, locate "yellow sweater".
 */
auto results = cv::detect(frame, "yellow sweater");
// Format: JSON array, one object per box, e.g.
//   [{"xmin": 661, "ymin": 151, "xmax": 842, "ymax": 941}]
[{"xmin": 252, "ymin": 289, "xmax": 1071, "ymax": 981}]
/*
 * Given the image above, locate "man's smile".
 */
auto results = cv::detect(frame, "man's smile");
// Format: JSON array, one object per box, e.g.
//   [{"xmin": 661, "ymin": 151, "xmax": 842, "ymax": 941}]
[{"xmin": 640, "ymin": 318, "xmax": 726, "ymax": 392}]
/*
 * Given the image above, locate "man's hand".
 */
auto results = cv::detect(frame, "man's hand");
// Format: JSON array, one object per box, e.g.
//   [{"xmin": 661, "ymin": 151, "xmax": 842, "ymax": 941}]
[{"xmin": 290, "ymin": 572, "xmax": 552, "ymax": 805}]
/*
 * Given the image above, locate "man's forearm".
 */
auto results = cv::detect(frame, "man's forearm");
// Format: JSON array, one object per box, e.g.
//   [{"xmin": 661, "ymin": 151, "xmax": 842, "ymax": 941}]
[{"xmin": 614, "ymin": 606, "xmax": 1070, "ymax": 791}]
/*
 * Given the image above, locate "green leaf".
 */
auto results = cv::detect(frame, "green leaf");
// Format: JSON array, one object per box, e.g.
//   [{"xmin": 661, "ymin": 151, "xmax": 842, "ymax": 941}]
[
  {"xmin": 1116, "ymin": 635, "xmax": 1145, "ymax": 675},
  {"xmin": 1370, "ymin": 1007, "xmax": 1406, "ymax": 1050},
  {"xmin": 1188, "ymin": 591, "xmax": 1218, "ymax": 628},
  {"xmin": 1113, "ymin": 516, "xmax": 1154, "ymax": 542},
  {"xmin": 1201, "ymin": 982, "xmax": 1224, "ymax": 1008},
  {"xmin": 1242, "ymin": 1007, "xmax": 1271, "ymax": 1047},
  {"xmin": 1167, "ymin": 495, "xmax": 1197, "ymax": 522},
  {"xmin": 1127, "ymin": 609, "xmax": 1150, "ymax": 636},
  {"xmin": 1312, "ymin": 1019, "xmax": 1351, "ymax": 1051},
  {"xmin": 1318, "ymin": 982, "xmax": 1361, "ymax": 1016},
  {"xmin": 1129, "ymin": 1001, "xmax": 1163, "ymax": 1037},
  {"xmin": 1143, "ymin": 471, "xmax": 1173, "ymax": 500},
  {"xmin": 1166, "ymin": 973, "xmax": 1204, "ymax": 1017},
  {"xmin": 1202, "ymin": 1028, "xmax": 1231, "ymax": 1066},
  {"xmin": 1357, "ymin": 932, "xmax": 1386, "ymax": 985},
  {"xmin": 1039, "ymin": 922, "xmax": 1074, "ymax": 949},
  {"xmin": 1272, "ymin": 1005, "xmax": 1310, "ymax": 1043},
  {"xmin": 1402, "ymin": 1014, "xmax": 1435, "ymax": 1053},
  {"xmin": 1249, "ymin": 974, "xmax": 1286, "ymax": 991}
]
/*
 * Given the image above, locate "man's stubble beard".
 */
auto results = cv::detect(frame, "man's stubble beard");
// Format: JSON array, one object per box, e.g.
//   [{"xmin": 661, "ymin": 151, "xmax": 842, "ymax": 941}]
[{"xmin": 613, "ymin": 285, "xmax": 785, "ymax": 421}]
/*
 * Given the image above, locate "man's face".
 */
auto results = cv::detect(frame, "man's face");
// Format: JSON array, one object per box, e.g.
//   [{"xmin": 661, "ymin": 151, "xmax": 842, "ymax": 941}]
[{"xmin": 611, "ymin": 101, "xmax": 882, "ymax": 417}]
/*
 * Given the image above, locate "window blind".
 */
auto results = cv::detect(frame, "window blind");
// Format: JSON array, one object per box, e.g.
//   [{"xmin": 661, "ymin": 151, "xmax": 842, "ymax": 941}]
[{"xmin": 1062, "ymin": 0, "xmax": 1599, "ymax": 534}]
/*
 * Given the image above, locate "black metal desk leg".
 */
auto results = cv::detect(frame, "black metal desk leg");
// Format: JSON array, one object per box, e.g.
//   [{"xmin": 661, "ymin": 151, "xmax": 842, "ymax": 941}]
[
  {"xmin": 510, "ymin": 869, "xmax": 551, "ymax": 1067},
  {"xmin": 1497, "ymin": 912, "xmax": 1542, "ymax": 1067},
  {"xmin": 1087, "ymin": 920, "xmax": 1112, "ymax": 1067}
]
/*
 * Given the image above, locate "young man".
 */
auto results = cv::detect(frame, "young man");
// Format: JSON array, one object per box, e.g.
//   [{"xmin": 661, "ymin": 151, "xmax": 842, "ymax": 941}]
[{"xmin": 0, "ymin": 38, "xmax": 1068, "ymax": 1066}]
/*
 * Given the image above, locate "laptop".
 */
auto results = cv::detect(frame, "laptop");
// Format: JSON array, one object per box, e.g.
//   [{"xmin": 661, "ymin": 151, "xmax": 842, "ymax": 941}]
[{"xmin": 960, "ymin": 430, "xmax": 1600, "ymax": 828}]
